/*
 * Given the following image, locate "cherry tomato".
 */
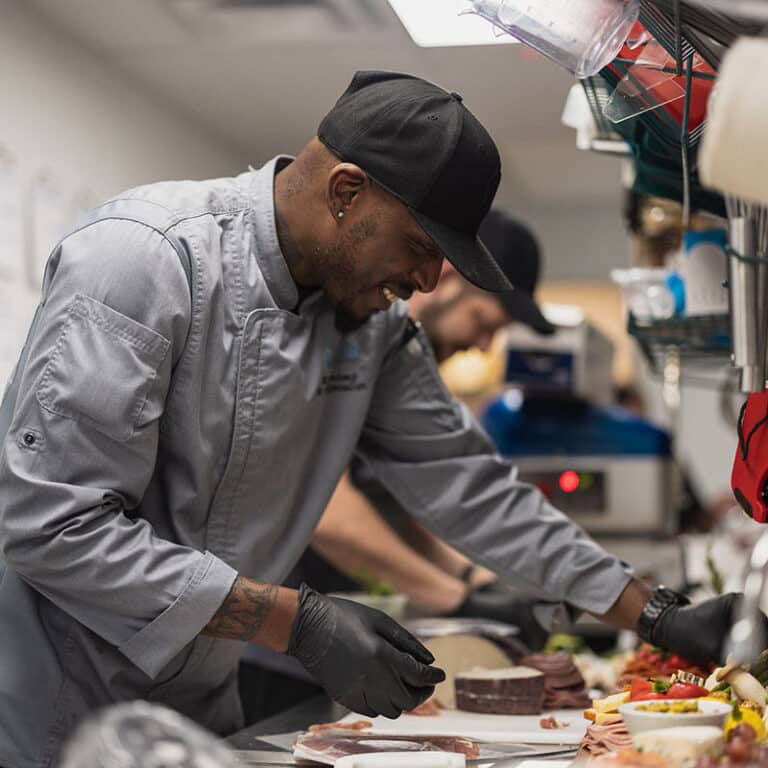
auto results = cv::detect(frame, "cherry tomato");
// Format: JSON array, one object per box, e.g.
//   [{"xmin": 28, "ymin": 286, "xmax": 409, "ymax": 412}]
[
  {"xmin": 666, "ymin": 681, "xmax": 710, "ymax": 699},
  {"xmin": 629, "ymin": 678, "xmax": 666, "ymax": 701}
]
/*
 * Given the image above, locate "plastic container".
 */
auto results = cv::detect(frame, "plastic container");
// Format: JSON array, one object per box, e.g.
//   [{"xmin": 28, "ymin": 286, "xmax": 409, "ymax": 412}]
[
  {"xmin": 468, "ymin": 0, "xmax": 639, "ymax": 78},
  {"xmin": 681, "ymin": 229, "xmax": 728, "ymax": 316},
  {"xmin": 611, "ymin": 268, "xmax": 678, "ymax": 324}
]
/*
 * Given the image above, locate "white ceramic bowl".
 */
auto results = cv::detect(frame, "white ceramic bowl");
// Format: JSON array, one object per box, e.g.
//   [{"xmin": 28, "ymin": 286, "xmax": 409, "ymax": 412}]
[
  {"xmin": 334, "ymin": 752, "xmax": 465, "ymax": 768},
  {"xmin": 618, "ymin": 698, "xmax": 732, "ymax": 735}
]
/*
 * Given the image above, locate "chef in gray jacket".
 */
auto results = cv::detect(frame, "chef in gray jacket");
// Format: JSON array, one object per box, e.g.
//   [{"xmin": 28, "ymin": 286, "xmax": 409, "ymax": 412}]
[{"xmin": 0, "ymin": 70, "xmax": 738, "ymax": 768}]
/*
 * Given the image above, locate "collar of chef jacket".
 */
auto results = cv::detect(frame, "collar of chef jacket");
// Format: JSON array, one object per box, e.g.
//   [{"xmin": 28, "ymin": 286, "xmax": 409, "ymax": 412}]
[{"xmin": 247, "ymin": 155, "xmax": 308, "ymax": 313}]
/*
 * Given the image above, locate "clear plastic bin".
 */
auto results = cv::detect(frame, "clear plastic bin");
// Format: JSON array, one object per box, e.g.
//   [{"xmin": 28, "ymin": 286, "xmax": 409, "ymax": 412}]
[
  {"xmin": 468, "ymin": 0, "xmax": 639, "ymax": 78},
  {"xmin": 611, "ymin": 267, "xmax": 678, "ymax": 324}
]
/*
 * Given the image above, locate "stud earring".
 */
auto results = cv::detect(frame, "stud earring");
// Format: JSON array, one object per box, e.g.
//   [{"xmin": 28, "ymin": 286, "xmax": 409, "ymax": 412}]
[{"xmin": 337, "ymin": 211, "xmax": 345, "ymax": 218}]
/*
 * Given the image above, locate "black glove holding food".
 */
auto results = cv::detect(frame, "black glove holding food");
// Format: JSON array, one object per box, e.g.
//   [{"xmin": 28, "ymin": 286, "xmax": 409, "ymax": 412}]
[
  {"xmin": 451, "ymin": 584, "xmax": 550, "ymax": 651},
  {"xmin": 641, "ymin": 589, "xmax": 768, "ymax": 664},
  {"xmin": 287, "ymin": 583, "xmax": 445, "ymax": 718}
]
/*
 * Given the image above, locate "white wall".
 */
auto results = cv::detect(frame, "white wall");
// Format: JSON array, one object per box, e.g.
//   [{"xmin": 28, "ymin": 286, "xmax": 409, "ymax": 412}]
[
  {"xmin": 0, "ymin": 1, "xmax": 242, "ymax": 387},
  {"xmin": 516, "ymin": 199, "xmax": 630, "ymax": 281}
]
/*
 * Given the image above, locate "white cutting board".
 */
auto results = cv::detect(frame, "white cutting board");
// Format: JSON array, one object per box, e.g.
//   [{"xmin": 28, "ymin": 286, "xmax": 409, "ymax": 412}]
[
  {"xmin": 339, "ymin": 709, "xmax": 587, "ymax": 745},
  {"xmin": 515, "ymin": 762, "xmax": 574, "ymax": 768}
]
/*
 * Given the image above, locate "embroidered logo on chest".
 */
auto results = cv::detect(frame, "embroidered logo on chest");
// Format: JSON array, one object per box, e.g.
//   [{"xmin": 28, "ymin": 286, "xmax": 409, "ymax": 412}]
[{"xmin": 316, "ymin": 339, "xmax": 369, "ymax": 397}]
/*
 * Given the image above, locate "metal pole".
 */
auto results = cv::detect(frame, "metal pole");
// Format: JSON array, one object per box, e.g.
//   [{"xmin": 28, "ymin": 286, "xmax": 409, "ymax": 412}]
[{"xmin": 730, "ymin": 216, "xmax": 762, "ymax": 392}]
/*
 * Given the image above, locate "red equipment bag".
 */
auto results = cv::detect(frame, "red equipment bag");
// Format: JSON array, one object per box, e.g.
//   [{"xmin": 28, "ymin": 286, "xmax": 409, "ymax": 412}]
[{"xmin": 732, "ymin": 389, "xmax": 768, "ymax": 523}]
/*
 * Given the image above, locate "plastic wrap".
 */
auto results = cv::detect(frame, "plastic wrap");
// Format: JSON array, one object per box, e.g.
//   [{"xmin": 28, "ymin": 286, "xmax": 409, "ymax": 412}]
[{"xmin": 60, "ymin": 701, "xmax": 236, "ymax": 768}]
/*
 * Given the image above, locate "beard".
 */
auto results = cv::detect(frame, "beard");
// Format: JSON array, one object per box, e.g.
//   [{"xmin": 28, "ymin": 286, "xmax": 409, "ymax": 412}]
[
  {"xmin": 316, "ymin": 215, "xmax": 379, "ymax": 334},
  {"xmin": 334, "ymin": 308, "xmax": 368, "ymax": 334}
]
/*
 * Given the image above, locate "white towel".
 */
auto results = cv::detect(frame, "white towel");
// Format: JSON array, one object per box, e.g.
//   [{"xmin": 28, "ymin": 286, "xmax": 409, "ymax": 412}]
[{"xmin": 700, "ymin": 36, "xmax": 768, "ymax": 205}]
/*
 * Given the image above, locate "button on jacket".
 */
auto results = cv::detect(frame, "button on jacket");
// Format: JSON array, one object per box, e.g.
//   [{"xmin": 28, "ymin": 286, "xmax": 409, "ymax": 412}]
[{"xmin": 0, "ymin": 157, "xmax": 632, "ymax": 768}]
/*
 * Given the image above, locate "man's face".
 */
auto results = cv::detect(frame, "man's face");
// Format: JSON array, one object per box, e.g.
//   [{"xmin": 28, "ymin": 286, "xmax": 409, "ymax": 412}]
[
  {"xmin": 418, "ymin": 281, "xmax": 511, "ymax": 362},
  {"xmin": 315, "ymin": 183, "xmax": 444, "ymax": 332}
]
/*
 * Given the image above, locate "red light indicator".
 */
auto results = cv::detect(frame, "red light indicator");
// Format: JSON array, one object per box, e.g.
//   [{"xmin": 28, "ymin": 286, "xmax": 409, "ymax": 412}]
[{"xmin": 559, "ymin": 470, "xmax": 579, "ymax": 493}]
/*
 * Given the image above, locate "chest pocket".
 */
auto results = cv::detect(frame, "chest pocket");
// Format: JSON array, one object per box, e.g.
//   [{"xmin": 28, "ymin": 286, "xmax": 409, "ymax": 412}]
[
  {"xmin": 0, "ymin": 198, "xmax": 192, "ymax": 450},
  {"xmin": 36, "ymin": 294, "xmax": 170, "ymax": 442}
]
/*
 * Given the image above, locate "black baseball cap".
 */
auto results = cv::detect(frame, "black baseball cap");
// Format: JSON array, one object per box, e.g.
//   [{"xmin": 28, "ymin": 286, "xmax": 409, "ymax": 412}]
[
  {"xmin": 479, "ymin": 208, "xmax": 556, "ymax": 335},
  {"xmin": 318, "ymin": 70, "xmax": 510, "ymax": 292}
]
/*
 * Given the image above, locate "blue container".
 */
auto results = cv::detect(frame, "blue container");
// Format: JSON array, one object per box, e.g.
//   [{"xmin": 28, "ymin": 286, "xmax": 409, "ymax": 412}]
[{"xmin": 483, "ymin": 391, "xmax": 671, "ymax": 458}]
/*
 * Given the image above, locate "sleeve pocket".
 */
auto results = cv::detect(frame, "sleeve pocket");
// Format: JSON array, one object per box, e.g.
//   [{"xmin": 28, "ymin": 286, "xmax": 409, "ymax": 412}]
[{"xmin": 36, "ymin": 293, "xmax": 170, "ymax": 442}]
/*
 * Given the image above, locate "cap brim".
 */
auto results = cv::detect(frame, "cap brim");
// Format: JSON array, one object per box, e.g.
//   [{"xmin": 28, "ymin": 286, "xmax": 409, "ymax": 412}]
[
  {"xmin": 497, "ymin": 290, "xmax": 556, "ymax": 335},
  {"xmin": 411, "ymin": 210, "xmax": 512, "ymax": 292}
]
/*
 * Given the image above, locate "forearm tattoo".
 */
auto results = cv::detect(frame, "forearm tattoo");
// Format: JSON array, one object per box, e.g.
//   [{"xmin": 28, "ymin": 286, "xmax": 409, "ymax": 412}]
[{"xmin": 204, "ymin": 578, "xmax": 279, "ymax": 642}]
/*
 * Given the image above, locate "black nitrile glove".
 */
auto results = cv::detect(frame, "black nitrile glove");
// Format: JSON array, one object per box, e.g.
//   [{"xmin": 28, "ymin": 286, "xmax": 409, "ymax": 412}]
[
  {"xmin": 287, "ymin": 584, "xmax": 445, "ymax": 718},
  {"xmin": 451, "ymin": 584, "xmax": 550, "ymax": 651},
  {"xmin": 649, "ymin": 592, "xmax": 768, "ymax": 664}
]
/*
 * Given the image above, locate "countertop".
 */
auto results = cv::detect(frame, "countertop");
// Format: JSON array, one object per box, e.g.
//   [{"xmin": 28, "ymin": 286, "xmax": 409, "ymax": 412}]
[
  {"xmin": 227, "ymin": 694, "xmax": 345, "ymax": 752},
  {"xmin": 226, "ymin": 695, "xmax": 577, "ymax": 766}
]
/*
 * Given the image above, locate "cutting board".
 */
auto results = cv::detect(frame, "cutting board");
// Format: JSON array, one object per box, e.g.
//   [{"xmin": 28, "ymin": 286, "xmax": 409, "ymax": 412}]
[
  {"xmin": 339, "ymin": 709, "xmax": 588, "ymax": 745},
  {"xmin": 515, "ymin": 762, "xmax": 574, "ymax": 768}
]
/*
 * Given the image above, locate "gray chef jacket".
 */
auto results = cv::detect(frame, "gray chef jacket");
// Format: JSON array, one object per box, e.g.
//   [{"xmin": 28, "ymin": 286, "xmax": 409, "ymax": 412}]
[{"xmin": 0, "ymin": 156, "xmax": 633, "ymax": 768}]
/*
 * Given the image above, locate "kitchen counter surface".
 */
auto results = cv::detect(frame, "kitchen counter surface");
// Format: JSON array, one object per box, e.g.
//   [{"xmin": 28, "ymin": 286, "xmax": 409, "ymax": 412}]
[
  {"xmin": 227, "ymin": 695, "xmax": 577, "ymax": 766},
  {"xmin": 228, "ymin": 694, "xmax": 345, "ymax": 752}
]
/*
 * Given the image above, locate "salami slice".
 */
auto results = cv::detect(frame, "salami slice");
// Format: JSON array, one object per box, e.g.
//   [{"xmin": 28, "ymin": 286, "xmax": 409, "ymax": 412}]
[{"xmin": 454, "ymin": 666, "xmax": 545, "ymax": 715}]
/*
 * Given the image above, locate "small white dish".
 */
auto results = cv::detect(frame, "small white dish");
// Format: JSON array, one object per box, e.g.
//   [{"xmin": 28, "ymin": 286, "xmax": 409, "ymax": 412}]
[
  {"xmin": 334, "ymin": 752, "xmax": 466, "ymax": 768},
  {"xmin": 618, "ymin": 698, "xmax": 731, "ymax": 735}
]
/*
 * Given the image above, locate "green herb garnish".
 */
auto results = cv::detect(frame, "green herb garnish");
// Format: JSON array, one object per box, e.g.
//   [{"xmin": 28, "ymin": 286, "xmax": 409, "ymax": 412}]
[
  {"xmin": 706, "ymin": 546, "xmax": 725, "ymax": 596},
  {"xmin": 350, "ymin": 566, "xmax": 396, "ymax": 596}
]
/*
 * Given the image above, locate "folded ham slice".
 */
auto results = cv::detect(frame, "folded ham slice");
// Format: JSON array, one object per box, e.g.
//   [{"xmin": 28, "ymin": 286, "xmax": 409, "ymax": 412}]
[
  {"xmin": 577, "ymin": 721, "xmax": 633, "ymax": 758},
  {"xmin": 294, "ymin": 725, "xmax": 480, "ymax": 765},
  {"xmin": 308, "ymin": 720, "xmax": 373, "ymax": 733},
  {"xmin": 522, "ymin": 652, "xmax": 591, "ymax": 710}
]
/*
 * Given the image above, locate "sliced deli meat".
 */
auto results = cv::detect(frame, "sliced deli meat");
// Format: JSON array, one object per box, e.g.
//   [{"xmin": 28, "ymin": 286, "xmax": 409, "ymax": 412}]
[
  {"xmin": 294, "ymin": 727, "xmax": 480, "ymax": 765},
  {"xmin": 420, "ymin": 632, "xmax": 524, "ymax": 708},
  {"xmin": 578, "ymin": 720, "xmax": 633, "ymax": 758},
  {"xmin": 308, "ymin": 720, "xmax": 373, "ymax": 732},
  {"xmin": 522, "ymin": 651, "xmax": 591, "ymax": 710},
  {"xmin": 454, "ymin": 666, "xmax": 545, "ymax": 715}
]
